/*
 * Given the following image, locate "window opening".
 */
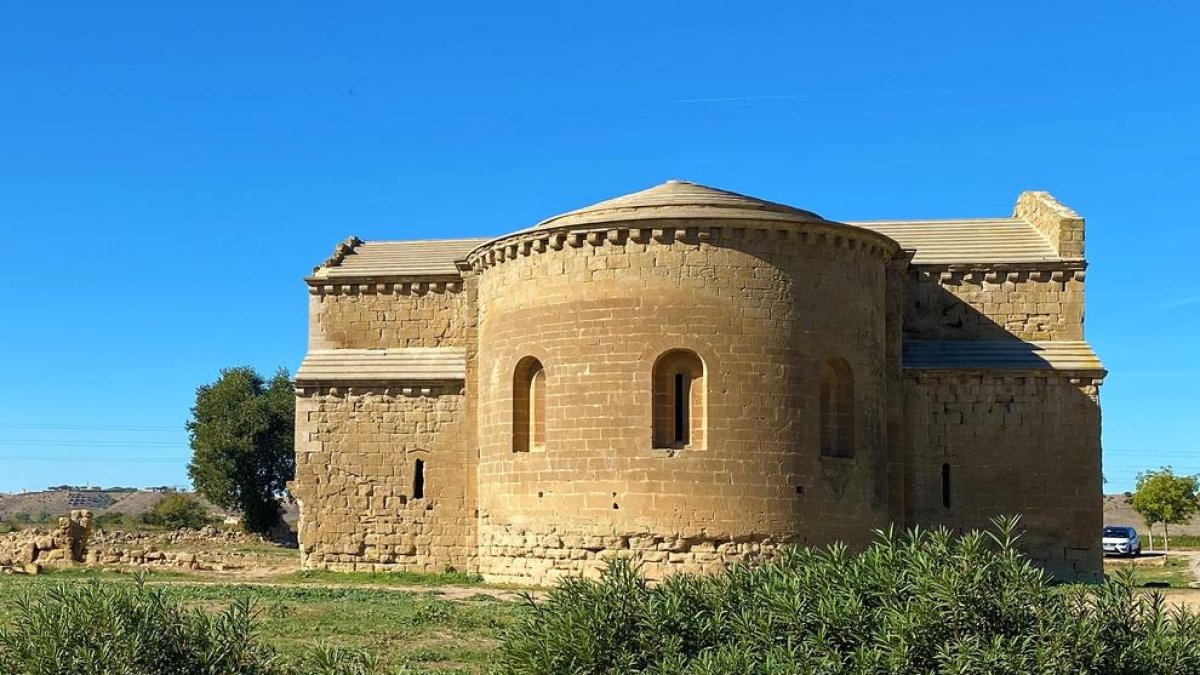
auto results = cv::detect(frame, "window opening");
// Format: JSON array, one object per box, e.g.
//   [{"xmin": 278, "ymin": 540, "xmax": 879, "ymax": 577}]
[
  {"xmin": 653, "ymin": 350, "xmax": 705, "ymax": 450},
  {"xmin": 674, "ymin": 373, "xmax": 689, "ymax": 445},
  {"xmin": 941, "ymin": 463, "xmax": 950, "ymax": 509},
  {"xmin": 414, "ymin": 459, "xmax": 425, "ymax": 500},
  {"xmin": 513, "ymin": 357, "xmax": 546, "ymax": 452}
]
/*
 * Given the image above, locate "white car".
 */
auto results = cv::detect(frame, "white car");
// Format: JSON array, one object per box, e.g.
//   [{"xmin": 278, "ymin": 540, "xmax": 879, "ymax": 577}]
[{"xmin": 1102, "ymin": 526, "xmax": 1142, "ymax": 556}]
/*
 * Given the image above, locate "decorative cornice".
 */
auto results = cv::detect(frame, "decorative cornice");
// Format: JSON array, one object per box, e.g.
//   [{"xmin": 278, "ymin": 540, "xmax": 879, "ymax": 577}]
[
  {"xmin": 306, "ymin": 278, "xmax": 464, "ymax": 296},
  {"xmin": 910, "ymin": 261, "xmax": 1087, "ymax": 285},
  {"xmin": 905, "ymin": 370, "xmax": 1105, "ymax": 387},
  {"xmin": 464, "ymin": 219, "xmax": 901, "ymax": 273},
  {"xmin": 294, "ymin": 382, "xmax": 465, "ymax": 398}
]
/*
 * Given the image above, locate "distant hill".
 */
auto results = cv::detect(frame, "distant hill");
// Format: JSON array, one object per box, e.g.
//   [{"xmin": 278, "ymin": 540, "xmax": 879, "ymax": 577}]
[
  {"xmin": 0, "ymin": 489, "xmax": 299, "ymax": 524},
  {"xmin": 0, "ymin": 489, "xmax": 226, "ymax": 521},
  {"xmin": 1104, "ymin": 493, "xmax": 1200, "ymax": 536}
]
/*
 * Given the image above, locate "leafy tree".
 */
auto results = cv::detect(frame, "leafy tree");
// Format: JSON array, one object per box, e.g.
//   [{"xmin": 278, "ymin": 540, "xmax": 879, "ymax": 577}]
[
  {"xmin": 187, "ymin": 367, "xmax": 294, "ymax": 535},
  {"xmin": 1130, "ymin": 466, "xmax": 1200, "ymax": 551},
  {"xmin": 142, "ymin": 493, "xmax": 214, "ymax": 529}
]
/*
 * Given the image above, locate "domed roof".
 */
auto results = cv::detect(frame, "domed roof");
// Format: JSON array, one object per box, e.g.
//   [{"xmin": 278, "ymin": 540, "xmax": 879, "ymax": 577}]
[{"xmin": 531, "ymin": 180, "xmax": 827, "ymax": 230}]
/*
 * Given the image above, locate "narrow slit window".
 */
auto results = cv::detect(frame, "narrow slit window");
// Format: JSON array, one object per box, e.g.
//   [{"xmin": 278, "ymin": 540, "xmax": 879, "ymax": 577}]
[
  {"xmin": 413, "ymin": 459, "xmax": 425, "ymax": 500},
  {"xmin": 941, "ymin": 463, "xmax": 951, "ymax": 509},
  {"xmin": 674, "ymin": 373, "xmax": 689, "ymax": 445},
  {"xmin": 653, "ymin": 350, "xmax": 705, "ymax": 449}
]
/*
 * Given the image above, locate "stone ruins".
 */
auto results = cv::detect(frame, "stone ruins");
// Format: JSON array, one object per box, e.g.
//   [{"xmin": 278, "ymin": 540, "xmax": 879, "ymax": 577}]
[
  {"xmin": 292, "ymin": 181, "xmax": 1105, "ymax": 584},
  {"xmin": 0, "ymin": 512, "xmax": 273, "ymax": 574}
]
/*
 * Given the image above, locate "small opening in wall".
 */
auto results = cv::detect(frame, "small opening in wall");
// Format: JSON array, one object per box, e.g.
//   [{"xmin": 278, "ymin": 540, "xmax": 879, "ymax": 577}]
[
  {"xmin": 674, "ymin": 373, "xmax": 689, "ymax": 445},
  {"xmin": 537, "ymin": 491, "xmax": 544, "ymax": 498},
  {"xmin": 795, "ymin": 485, "xmax": 804, "ymax": 495},
  {"xmin": 941, "ymin": 463, "xmax": 951, "ymax": 509},
  {"xmin": 612, "ymin": 502, "xmax": 619, "ymax": 510},
  {"xmin": 653, "ymin": 350, "xmax": 705, "ymax": 450},
  {"xmin": 413, "ymin": 459, "xmax": 425, "ymax": 500}
]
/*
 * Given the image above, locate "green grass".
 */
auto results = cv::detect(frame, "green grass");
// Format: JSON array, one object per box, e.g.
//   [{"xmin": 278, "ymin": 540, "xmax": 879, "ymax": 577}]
[
  {"xmin": 1107, "ymin": 555, "xmax": 1196, "ymax": 589},
  {"xmin": 28, "ymin": 565, "xmax": 197, "ymax": 581},
  {"xmin": 1163, "ymin": 534, "xmax": 1200, "ymax": 550},
  {"xmin": 0, "ymin": 574, "xmax": 524, "ymax": 673},
  {"xmin": 283, "ymin": 567, "xmax": 486, "ymax": 587}
]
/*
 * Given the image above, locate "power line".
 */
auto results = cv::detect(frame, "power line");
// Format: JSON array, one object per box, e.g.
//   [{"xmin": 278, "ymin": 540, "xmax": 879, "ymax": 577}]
[
  {"xmin": 0, "ymin": 457, "xmax": 188, "ymax": 463},
  {"xmin": 0, "ymin": 423, "xmax": 180, "ymax": 431},
  {"xmin": 0, "ymin": 440, "xmax": 187, "ymax": 448}
]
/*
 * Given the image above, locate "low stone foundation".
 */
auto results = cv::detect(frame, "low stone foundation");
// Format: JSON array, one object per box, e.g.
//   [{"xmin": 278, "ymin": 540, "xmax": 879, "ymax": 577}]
[{"xmin": 475, "ymin": 522, "xmax": 790, "ymax": 585}]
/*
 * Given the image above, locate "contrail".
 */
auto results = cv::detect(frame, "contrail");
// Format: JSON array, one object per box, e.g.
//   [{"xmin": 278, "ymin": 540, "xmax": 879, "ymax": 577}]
[
  {"xmin": 1162, "ymin": 295, "xmax": 1200, "ymax": 310},
  {"xmin": 674, "ymin": 89, "xmax": 951, "ymax": 104}
]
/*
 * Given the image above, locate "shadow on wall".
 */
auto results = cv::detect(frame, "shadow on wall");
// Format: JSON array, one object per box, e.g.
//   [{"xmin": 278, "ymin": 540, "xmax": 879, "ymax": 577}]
[{"xmin": 898, "ymin": 279, "xmax": 1102, "ymax": 580}]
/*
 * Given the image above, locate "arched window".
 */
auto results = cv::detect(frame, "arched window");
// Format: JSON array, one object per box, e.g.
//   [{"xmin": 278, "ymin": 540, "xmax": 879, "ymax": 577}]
[
  {"xmin": 819, "ymin": 358, "xmax": 854, "ymax": 458},
  {"xmin": 513, "ymin": 357, "xmax": 546, "ymax": 452},
  {"xmin": 653, "ymin": 350, "xmax": 705, "ymax": 449}
]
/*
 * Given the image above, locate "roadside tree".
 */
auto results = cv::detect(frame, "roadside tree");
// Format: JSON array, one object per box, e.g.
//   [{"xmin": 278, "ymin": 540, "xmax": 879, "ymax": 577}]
[{"xmin": 1130, "ymin": 466, "xmax": 1200, "ymax": 551}]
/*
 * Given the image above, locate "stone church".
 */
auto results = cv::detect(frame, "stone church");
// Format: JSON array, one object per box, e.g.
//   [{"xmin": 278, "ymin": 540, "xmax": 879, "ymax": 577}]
[{"xmin": 292, "ymin": 181, "xmax": 1105, "ymax": 584}]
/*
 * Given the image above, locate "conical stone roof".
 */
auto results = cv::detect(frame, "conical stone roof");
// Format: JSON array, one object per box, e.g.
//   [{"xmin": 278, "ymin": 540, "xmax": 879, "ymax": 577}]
[{"xmin": 531, "ymin": 180, "xmax": 828, "ymax": 230}]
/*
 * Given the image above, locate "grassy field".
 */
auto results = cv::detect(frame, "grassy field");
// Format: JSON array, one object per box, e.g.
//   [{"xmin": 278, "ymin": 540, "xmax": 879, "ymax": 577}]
[
  {"xmin": 0, "ymin": 569, "xmax": 525, "ymax": 674},
  {"xmin": 2, "ymin": 550, "xmax": 1195, "ymax": 673},
  {"xmin": 1105, "ymin": 554, "xmax": 1197, "ymax": 589}
]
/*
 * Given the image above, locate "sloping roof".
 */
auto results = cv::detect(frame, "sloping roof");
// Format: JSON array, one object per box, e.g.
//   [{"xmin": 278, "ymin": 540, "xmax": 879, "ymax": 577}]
[
  {"xmin": 311, "ymin": 239, "xmax": 489, "ymax": 280},
  {"xmin": 296, "ymin": 348, "xmax": 466, "ymax": 382},
  {"xmin": 902, "ymin": 341, "xmax": 1104, "ymax": 372},
  {"xmin": 309, "ymin": 189, "xmax": 1071, "ymax": 279},
  {"xmin": 850, "ymin": 218, "xmax": 1060, "ymax": 265},
  {"xmin": 531, "ymin": 180, "xmax": 829, "ymax": 230}
]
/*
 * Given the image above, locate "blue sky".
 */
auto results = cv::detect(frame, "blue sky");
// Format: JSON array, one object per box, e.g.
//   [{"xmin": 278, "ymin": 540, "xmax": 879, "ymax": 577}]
[{"xmin": 0, "ymin": 2, "xmax": 1195, "ymax": 493}]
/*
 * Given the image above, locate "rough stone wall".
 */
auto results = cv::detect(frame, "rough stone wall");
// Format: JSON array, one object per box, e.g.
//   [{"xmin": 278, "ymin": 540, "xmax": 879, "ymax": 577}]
[
  {"xmin": 902, "ymin": 372, "xmax": 1103, "ymax": 581},
  {"xmin": 293, "ymin": 385, "xmax": 475, "ymax": 572},
  {"xmin": 308, "ymin": 282, "xmax": 468, "ymax": 349},
  {"xmin": 0, "ymin": 510, "xmax": 92, "ymax": 574},
  {"xmin": 1014, "ymin": 191, "xmax": 1085, "ymax": 259},
  {"xmin": 903, "ymin": 267, "xmax": 1085, "ymax": 341},
  {"xmin": 472, "ymin": 222, "xmax": 895, "ymax": 584}
]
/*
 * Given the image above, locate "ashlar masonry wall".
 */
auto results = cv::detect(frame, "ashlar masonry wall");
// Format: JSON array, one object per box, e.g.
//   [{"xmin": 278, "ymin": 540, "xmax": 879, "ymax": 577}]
[
  {"xmin": 901, "ymin": 371, "xmax": 1103, "ymax": 581},
  {"xmin": 308, "ymin": 281, "xmax": 468, "ymax": 349},
  {"xmin": 294, "ymin": 280, "xmax": 477, "ymax": 572},
  {"xmin": 471, "ymin": 221, "xmax": 897, "ymax": 585},
  {"xmin": 903, "ymin": 267, "xmax": 1085, "ymax": 341}
]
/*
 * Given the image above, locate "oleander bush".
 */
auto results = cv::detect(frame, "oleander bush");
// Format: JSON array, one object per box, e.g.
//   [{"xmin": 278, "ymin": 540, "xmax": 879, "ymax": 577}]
[
  {"xmin": 0, "ymin": 577, "xmax": 375, "ymax": 675},
  {"xmin": 500, "ymin": 518, "xmax": 1200, "ymax": 675}
]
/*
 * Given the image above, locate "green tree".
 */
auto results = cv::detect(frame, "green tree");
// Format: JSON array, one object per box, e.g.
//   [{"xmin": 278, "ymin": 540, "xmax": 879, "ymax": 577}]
[
  {"xmin": 142, "ymin": 493, "xmax": 213, "ymax": 529},
  {"xmin": 1130, "ymin": 466, "xmax": 1200, "ymax": 551},
  {"xmin": 187, "ymin": 367, "xmax": 294, "ymax": 535}
]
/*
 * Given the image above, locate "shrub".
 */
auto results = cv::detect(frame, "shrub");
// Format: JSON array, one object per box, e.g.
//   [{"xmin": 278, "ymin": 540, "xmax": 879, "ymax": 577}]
[
  {"xmin": 92, "ymin": 511, "xmax": 138, "ymax": 530},
  {"xmin": 0, "ymin": 577, "xmax": 278, "ymax": 674},
  {"xmin": 500, "ymin": 518, "xmax": 1200, "ymax": 674},
  {"xmin": 0, "ymin": 578, "xmax": 378, "ymax": 675},
  {"xmin": 142, "ymin": 492, "xmax": 215, "ymax": 529}
]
